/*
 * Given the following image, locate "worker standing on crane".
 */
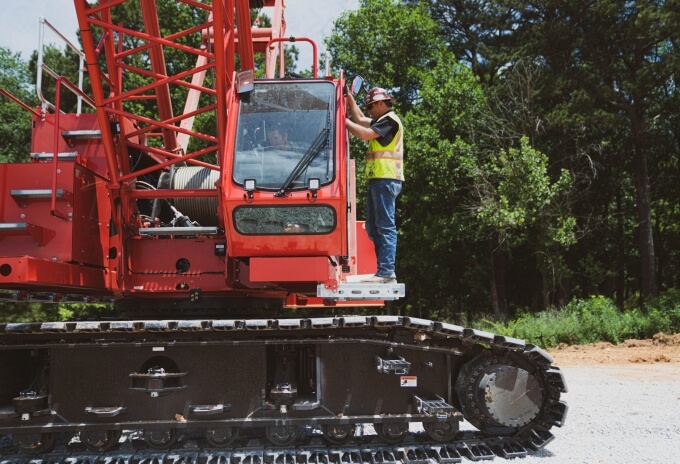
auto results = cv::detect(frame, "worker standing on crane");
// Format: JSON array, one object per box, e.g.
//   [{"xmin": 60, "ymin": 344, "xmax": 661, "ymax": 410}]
[{"xmin": 346, "ymin": 88, "xmax": 404, "ymax": 284}]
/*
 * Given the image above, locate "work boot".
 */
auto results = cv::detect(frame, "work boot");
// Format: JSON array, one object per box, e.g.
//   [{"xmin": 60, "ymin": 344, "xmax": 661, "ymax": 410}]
[{"xmin": 361, "ymin": 274, "xmax": 397, "ymax": 283}]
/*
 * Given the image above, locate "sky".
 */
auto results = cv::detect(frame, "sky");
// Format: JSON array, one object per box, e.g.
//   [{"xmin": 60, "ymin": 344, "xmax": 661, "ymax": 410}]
[{"xmin": 0, "ymin": 0, "xmax": 360, "ymax": 71}]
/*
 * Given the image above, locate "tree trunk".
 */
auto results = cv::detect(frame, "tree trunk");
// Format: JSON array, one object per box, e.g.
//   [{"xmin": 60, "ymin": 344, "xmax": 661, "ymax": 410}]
[
  {"xmin": 630, "ymin": 109, "xmax": 658, "ymax": 298},
  {"xmin": 489, "ymin": 231, "xmax": 507, "ymax": 318},
  {"xmin": 616, "ymin": 192, "xmax": 625, "ymax": 309}
]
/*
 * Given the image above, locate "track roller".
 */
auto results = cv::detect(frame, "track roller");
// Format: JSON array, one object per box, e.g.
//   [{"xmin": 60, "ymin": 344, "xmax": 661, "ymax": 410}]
[
  {"xmin": 266, "ymin": 425, "xmax": 298, "ymax": 446},
  {"xmin": 80, "ymin": 429, "xmax": 122, "ymax": 452},
  {"xmin": 144, "ymin": 428, "xmax": 180, "ymax": 449},
  {"xmin": 206, "ymin": 427, "xmax": 239, "ymax": 447},
  {"xmin": 375, "ymin": 422, "xmax": 408, "ymax": 444},
  {"xmin": 14, "ymin": 432, "xmax": 56, "ymax": 454},
  {"xmin": 424, "ymin": 421, "xmax": 459, "ymax": 442},
  {"xmin": 322, "ymin": 424, "xmax": 355, "ymax": 444}
]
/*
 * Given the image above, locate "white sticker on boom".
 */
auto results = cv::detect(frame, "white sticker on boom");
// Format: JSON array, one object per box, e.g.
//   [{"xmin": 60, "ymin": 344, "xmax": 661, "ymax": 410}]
[{"xmin": 400, "ymin": 376, "xmax": 417, "ymax": 387}]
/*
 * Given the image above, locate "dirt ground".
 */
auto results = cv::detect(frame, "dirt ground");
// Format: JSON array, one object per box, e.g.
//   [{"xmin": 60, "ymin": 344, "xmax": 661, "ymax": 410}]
[
  {"xmin": 547, "ymin": 332, "xmax": 680, "ymax": 381},
  {"xmin": 547, "ymin": 332, "xmax": 680, "ymax": 365}
]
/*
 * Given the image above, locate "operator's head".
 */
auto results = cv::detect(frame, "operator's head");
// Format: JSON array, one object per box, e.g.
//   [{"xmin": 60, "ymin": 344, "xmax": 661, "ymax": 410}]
[
  {"xmin": 363, "ymin": 87, "xmax": 394, "ymax": 116},
  {"xmin": 266, "ymin": 123, "xmax": 289, "ymax": 149}
]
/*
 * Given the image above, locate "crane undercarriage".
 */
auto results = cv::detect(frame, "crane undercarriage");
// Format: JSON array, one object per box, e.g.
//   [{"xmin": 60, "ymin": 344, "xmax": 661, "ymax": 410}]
[{"xmin": 0, "ymin": 316, "xmax": 567, "ymax": 463}]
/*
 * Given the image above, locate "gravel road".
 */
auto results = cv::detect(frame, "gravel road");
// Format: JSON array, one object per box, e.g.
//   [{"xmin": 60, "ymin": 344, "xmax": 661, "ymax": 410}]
[{"xmin": 517, "ymin": 363, "xmax": 680, "ymax": 464}]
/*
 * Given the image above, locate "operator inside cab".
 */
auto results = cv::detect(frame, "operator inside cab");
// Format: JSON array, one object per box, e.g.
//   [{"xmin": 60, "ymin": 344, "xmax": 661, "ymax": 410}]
[{"xmin": 266, "ymin": 123, "xmax": 293, "ymax": 151}]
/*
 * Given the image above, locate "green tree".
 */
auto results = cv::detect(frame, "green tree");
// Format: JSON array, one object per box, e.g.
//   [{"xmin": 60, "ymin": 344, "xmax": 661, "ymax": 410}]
[
  {"xmin": 424, "ymin": 0, "xmax": 680, "ymax": 308},
  {"xmin": 398, "ymin": 57, "xmax": 487, "ymax": 319},
  {"xmin": 327, "ymin": 0, "xmax": 462, "ymax": 317},
  {"xmin": 519, "ymin": 0, "xmax": 680, "ymax": 301},
  {"xmin": 326, "ymin": 0, "xmax": 444, "ymax": 109},
  {"xmin": 463, "ymin": 137, "xmax": 574, "ymax": 312},
  {"xmin": 328, "ymin": 0, "xmax": 583, "ymax": 317},
  {"xmin": 0, "ymin": 48, "xmax": 37, "ymax": 162},
  {"xmin": 425, "ymin": 0, "xmax": 524, "ymax": 86}
]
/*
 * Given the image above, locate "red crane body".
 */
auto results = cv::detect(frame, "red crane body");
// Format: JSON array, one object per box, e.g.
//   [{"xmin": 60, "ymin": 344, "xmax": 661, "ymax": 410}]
[{"xmin": 0, "ymin": 0, "xmax": 398, "ymax": 309}]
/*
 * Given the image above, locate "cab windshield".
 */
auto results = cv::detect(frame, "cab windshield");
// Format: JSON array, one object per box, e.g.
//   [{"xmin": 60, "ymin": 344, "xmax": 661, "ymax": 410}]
[{"xmin": 233, "ymin": 81, "xmax": 335, "ymax": 190}]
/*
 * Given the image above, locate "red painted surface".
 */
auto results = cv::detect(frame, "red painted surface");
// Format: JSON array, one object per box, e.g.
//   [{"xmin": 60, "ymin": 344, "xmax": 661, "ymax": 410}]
[
  {"xmin": 0, "ymin": 0, "xmax": 385, "ymax": 308},
  {"xmin": 250, "ymin": 257, "xmax": 331, "ymax": 282},
  {"xmin": 356, "ymin": 221, "xmax": 378, "ymax": 276}
]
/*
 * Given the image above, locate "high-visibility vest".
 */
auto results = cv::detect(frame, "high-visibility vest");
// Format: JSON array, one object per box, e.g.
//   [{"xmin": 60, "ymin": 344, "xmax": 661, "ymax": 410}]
[{"xmin": 366, "ymin": 112, "xmax": 404, "ymax": 181}]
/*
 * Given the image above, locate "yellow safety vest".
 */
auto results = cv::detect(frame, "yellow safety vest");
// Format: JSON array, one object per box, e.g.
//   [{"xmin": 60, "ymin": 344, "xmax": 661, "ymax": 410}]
[{"xmin": 366, "ymin": 112, "xmax": 404, "ymax": 181}]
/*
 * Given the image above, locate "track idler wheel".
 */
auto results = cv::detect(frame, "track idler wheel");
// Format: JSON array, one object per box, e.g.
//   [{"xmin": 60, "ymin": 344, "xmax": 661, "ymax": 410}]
[
  {"xmin": 375, "ymin": 422, "xmax": 408, "ymax": 444},
  {"xmin": 205, "ymin": 427, "xmax": 239, "ymax": 447},
  {"xmin": 455, "ymin": 352, "xmax": 544, "ymax": 435},
  {"xmin": 266, "ymin": 425, "xmax": 298, "ymax": 446},
  {"xmin": 322, "ymin": 424, "xmax": 355, "ymax": 444},
  {"xmin": 81, "ymin": 429, "xmax": 122, "ymax": 452}
]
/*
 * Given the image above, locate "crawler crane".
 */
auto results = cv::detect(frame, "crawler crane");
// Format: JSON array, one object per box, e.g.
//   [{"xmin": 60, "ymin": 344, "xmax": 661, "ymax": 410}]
[{"xmin": 0, "ymin": 1, "xmax": 567, "ymax": 462}]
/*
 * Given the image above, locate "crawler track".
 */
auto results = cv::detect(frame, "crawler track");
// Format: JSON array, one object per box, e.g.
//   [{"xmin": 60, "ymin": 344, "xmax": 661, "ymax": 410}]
[
  {"xmin": 0, "ymin": 433, "xmax": 553, "ymax": 463},
  {"xmin": 0, "ymin": 316, "xmax": 567, "ymax": 462}
]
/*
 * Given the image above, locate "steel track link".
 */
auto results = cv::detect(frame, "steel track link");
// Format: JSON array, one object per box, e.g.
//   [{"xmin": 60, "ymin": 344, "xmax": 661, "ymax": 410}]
[
  {"xmin": 0, "ymin": 434, "xmax": 542, "ymax": 463},
  {"xmin": 0, "ymin": 316, "xmax": 568, "ymax": 462}
]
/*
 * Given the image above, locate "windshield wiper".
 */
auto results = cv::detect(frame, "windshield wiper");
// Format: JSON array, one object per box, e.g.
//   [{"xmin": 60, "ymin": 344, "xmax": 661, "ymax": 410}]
[{"xmin": 274, "ymin": 128, "xmax": 329, "ymax": 197}]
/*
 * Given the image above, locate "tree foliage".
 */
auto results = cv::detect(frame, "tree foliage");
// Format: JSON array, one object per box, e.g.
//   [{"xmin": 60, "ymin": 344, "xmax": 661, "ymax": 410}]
[
  {"xmin": 0, "ymin": 47, "xmax": 37, "ymax": 162},
  {"xmin": 330, "ymin": 0, "xmax": 680, "ymax": 318},
  {"xmin": 326, "ymin": 0, "xmax": 444, "ymax": 109}
]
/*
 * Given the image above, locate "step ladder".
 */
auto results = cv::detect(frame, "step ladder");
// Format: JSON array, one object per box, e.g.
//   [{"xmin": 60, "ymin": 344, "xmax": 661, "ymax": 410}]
[
  {"xmin": 0, "ymin": 222, "xmax": 43, "ymax": 244},
  {"xmin": 10, "ymin": 189, "xmax": 72, "ymax": 208},
  {"xmin": 61, "ymin": 129, "xmax": 102, "ymax": 141},
  {"xmin": 30, "ymin": 151, "xmax": 78, "ymax": 162}
]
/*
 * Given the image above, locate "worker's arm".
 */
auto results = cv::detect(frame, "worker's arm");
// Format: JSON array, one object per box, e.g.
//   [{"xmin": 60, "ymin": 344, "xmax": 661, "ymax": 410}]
[
  {"xmin": 346, "ymin": 118, "xmax": 381, "ymax": 141},
  {"xmin": 345, "ymin": 93, "xmax": 381, "ymax": 140},
  {"xmin": 347, "ymin": 93, "xmax": 372, "ymax": 127}
]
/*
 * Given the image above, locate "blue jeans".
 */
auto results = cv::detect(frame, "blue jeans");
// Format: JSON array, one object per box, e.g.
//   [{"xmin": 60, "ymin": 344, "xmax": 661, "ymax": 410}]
[{"xmin": 365, "ymin": 178, "xmax": 402, "ymax": 277}]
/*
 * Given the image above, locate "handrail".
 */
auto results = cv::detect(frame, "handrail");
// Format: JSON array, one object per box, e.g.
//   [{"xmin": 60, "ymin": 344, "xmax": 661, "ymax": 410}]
[
  {"xmin": 37, "ymin": 17, "xmax": 87, "ymax": 114},
  {"xmin": 0, "ymin": 89, "xmax": 42, "ymax": 119},
  {"xmin": 266, "ymin": 37, "xmax": 318, "ymax": 78}
]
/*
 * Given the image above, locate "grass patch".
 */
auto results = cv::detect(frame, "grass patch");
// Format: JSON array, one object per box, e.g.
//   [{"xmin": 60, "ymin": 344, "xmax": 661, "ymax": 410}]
[{"xmin": 472, "ymin": 292, "xmax": 680, "ymax": 348}]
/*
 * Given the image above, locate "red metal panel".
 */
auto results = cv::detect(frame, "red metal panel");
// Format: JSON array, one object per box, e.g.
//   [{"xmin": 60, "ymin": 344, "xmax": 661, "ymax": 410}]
[
  {"xmin": 250, "ymin": 257, "xmax": 330, "ymax": 282},
  {"xmin": 126, "ymin": 274, "xmax": 228, "ymax": 294},
  {"xmin": 283, "ymin": 293, "xmax": 385, "ymax": 309},
  {"xmin": 224, "ymin": 195, "xmax": 345, "ymax": 258},
  {"xmin": 0, "ymin": 163, "xmax": 75, "ymax": 260},
  {"xmin": 356, "ymin": 221, "xmax": 377, "ymax": 276},
  {"xmin": 0, "ymin": 162, "xmax": 111, "ymax": 269},
  {"xmin": 0, "ymin": 256, "xmax": 107, "ymax": 292},
  {"xmin": 70, "ymin": 167, "xmax": 110, "ymax": 267},
  {"xmin": 125, "ymin": 237, "xmax": 228, "ymax": 294}
]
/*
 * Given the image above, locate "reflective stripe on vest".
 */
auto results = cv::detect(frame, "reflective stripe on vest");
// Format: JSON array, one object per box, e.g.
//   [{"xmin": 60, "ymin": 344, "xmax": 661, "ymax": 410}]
[{"xmin": 366, "ymin": 112, "xmax": 404, "ymax": 181}]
